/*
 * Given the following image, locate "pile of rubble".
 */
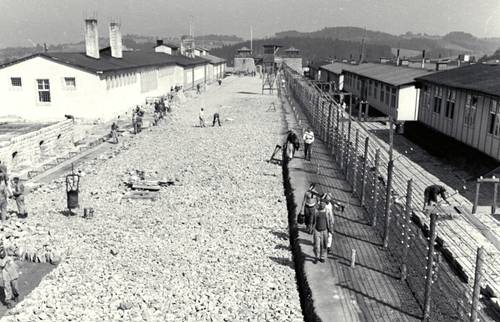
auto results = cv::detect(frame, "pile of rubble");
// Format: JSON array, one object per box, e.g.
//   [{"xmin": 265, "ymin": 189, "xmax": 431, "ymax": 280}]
[{"xmin": 2, "ymin": 78, "xmax": 302, "ymax": 321}]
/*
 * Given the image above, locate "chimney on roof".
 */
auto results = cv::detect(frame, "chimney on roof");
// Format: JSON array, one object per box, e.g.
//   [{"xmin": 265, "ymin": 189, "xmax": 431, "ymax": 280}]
[
  {"xmin": 109, "ymin": 22, "xmax": 123, "ymax": 59},
  {"xmin": 421, "ymin": 50, "xmax": 426, "ymax": 69},
  {"xmin": 156, "ymin": 39, "xmax": 164, "ymax": 47},
  {"xmin": 85, "ymin": 19, "xmax": 100, "ymax": 59},
  {"xmin": 396, "ymin": 49, "xmax": 400, "ymax": 66}
]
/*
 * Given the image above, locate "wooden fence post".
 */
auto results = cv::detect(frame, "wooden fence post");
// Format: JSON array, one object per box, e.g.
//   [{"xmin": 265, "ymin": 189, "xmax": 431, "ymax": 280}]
[
  {"xmin": 493, "ymin": 181, "xmax": 498, "ymax": 215},
  {"xmin": 372, "ymin": 149, "xmax": 381, "ymax": 226},
  {"xmin": 470, "ymin": 247, "xmax": 485, "ymax": 322},
  {"xmin": 423, "ymin": 213, "xmax": 438, "ymax": 321},
  {"xmin": 327, "ymin": 102, "xmax": 333, "ymax": 149},
  {"xmin": 383, "ymin": 160, "xmax": 394, "ymax": 248},
  {"xmin": 360, "ymin": 137, "xmax": 370, "ymax": 206},
  {"xmin": 401, "ymin": 179, "xmax": 413, "ymax": 280}
]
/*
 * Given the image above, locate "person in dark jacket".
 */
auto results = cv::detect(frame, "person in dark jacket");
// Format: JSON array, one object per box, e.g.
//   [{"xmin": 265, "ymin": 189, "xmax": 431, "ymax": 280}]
[
  {"xmin": 423, "ymin": 184, "xmax": 447, "ymax": 208},
  {"xmin": 285, "ymin": 130, "xmax": 300, "ymax": 160},
  {"xmin": 310, "ymin": 199, "xmax": 334, "ymax": 263}
]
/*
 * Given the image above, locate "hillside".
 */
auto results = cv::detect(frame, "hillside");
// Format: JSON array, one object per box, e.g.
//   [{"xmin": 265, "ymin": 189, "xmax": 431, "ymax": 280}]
[
  {"xmin": 276, "ymin": 27, "xmax": 500, "ymax": 58},
  {"xmin": 210, "ymin": 36, "xmax": 393, "ymax": 66}
]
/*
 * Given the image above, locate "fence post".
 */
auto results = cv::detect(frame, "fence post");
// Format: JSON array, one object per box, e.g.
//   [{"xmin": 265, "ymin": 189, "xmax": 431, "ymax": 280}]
[
  {"xmin": 493, "ymin": 181, "xmax": 498, "ymax": 215},
  {"xmin": 352, "ymin": 130, "xmax": 360, "ymax": 195},
  {"xmin": 401, "ymin": 179, "xmax": 413, "ymax": 280},
  {"xmin": 423, "ymin": 213, "xmax": 438, "ymax": 321},
  {"xmin": 383, "ymin": 160, "xmax": 394, "ymax": 248},
  {"xmin": 360, "ymin": 137, "xmax": 370, "ymax": 206},
  {"xmin": 472, "ymin": 181, "xmax": 480, "ymax": 214},
  {"xmin": 470, "ymin": 247, "xmax": 485, "ymax": 322},
  {"xmin": 327, "ymin": 102, "xmax": 333, "ymax": 149},
  {"xmin": 372, "ymin": 149, "xmax": 381, "ymax": 226}
]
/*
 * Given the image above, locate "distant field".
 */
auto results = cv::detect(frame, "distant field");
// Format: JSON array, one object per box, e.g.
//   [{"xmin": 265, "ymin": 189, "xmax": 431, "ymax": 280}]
[{"xmin": 391, "ymin": 47, "xmax": 421, "ymax": 58}]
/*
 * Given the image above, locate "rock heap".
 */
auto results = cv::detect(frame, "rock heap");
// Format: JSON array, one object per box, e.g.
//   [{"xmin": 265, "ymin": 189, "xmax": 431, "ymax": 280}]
[{"xmin": 2, "ymin": 78, "xmax": 302, "ymax": 321}]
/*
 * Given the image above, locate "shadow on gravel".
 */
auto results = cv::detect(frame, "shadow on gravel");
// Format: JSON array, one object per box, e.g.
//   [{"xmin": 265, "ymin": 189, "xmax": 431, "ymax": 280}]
[
  {"xmin": 270, "ymin": 231, "xmax": 289, "ymax": 240},
  {"xmin": 274, "ymin": 244, "xmax": 290, "ymax": 251},
  {"xmin": 269, "ymin": 256, "xmax": 295, "ymax": 269},
  {"xmin": 236, "ymin": 91, "xmax": 260, "ymax": 95}
]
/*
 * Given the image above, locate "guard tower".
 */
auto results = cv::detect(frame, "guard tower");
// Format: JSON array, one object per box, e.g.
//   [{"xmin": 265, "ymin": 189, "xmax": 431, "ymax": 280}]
[
  {"xmin": 262, "ymin": 44, "xmax": 281, "ymax": 94},
  {"xmin": 180, "ymin": 35, "xmax": 196, "ymax": 58},
  {"xmin": 282, "ymin": 47, "xmax": 303, "ymax": 74},
  {"xmin": 234, "ymin": 46, "xmax": 256, "ymax": 74}
]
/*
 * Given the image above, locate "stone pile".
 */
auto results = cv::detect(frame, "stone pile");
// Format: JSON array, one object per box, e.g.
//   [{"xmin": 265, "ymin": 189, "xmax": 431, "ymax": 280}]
[{"xmin": 2, "ymin": 78, "xmax": 302, "ymax": 321}]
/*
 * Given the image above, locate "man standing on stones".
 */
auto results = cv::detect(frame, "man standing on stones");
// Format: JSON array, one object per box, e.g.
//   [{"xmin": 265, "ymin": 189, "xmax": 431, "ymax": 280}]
[
  {"xmin": 11, "ymin": 177, "xmax": 27, "ymax": 219},
  {"xmin": 310, "ymin": 199, "xmax": 333, "ymax": 263},
  {"xmin": 110, "ymin": 122, "xmax": 119, "ymax": 144},
  {"xmin": 303, "ymin": 128, "xmax": 315, "ymax": 161},
  {"xmin": 0, "ymin": 243, "xmax": 19, "ymax": 307},
  {"xmin": 199, "ymin": 108, "xmax": 206, "ymax": 127},
  {"xmin": 212, "ymin": 105, "xmax": 221, "ymax": 127},
  {"xmin": 0, "ymin": 174, "xmax": 10, "ymax": 224},
  {"xmin": 302, "ymin": 183, "xmax": 318, "ymax": 230}
]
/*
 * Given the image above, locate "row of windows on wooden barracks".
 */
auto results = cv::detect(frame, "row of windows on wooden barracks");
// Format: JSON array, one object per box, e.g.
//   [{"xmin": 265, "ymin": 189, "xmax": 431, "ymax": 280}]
[
  {"xmin": 0, "ymin": 19, "xmax": 226, "ymax": 122},
  {"xmin": 315, "ymin": 60, "xmax": 500, "ymax": 161}
]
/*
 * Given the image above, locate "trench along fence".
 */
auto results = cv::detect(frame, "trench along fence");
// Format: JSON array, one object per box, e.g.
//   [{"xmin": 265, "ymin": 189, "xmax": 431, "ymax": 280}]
[{"xmin": 279, "ymin": 64, "xmax": 500, "ymax": 321}]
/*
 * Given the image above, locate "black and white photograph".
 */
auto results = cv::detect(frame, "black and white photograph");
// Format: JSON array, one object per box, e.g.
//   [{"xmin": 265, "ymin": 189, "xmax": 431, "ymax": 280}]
[{"xmin": 0, "ymin": 0, "xmax": 500, "ymax": 321}]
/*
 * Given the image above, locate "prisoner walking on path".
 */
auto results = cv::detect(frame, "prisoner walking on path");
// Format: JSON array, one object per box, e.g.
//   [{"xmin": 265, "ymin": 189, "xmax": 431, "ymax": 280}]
[
  {"xmin": 12, "ymin": 177, "xmax": 27, "ymax": 218},
  {"xmin": 303, "ymin": 128, "xmax": 315, "ymax": 161}
]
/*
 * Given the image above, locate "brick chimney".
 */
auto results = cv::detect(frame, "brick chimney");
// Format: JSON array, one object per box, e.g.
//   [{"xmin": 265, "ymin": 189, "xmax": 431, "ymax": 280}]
[
  {"xmin": 156, "ymin": 39, "xmax": 164, "ymax": 46},
  {"xmin": 85, "ymin": 19, "xmax": 100, "ymax": 59},
  {"xmin": 109, "ymin": 22, "xmax": 123, "ymax": 59},
  {"xmin": 421, "ymin": 50, "xmax": 426, "ymax": 69}
]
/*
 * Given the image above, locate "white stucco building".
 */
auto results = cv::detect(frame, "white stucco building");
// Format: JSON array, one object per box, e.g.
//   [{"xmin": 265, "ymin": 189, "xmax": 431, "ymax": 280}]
[{"xmin": 0, "ymin": 19, "xmax": 226, "ymax": 122}]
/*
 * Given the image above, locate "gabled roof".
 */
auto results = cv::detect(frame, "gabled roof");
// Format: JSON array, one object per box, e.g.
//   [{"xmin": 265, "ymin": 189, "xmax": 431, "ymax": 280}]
[
  {"xmin": 0, "ymin": 51, "xmax": 208, "ymax": 74},
  {"xmin": 203, "ymin": 53, "xmax": 226, "ymax": 65},
  {"xmin": 285, "ymin": 47, "xmax": 299, "ymax": 52},
  {"xmin": 154, "ymin": 43, "xmax": 179, "ymax": 50},
  {"xmin": 342, "ymin": 63, "xmax": 435, "ymax": 87},
  {"xmin": 238, "ymin": 46, "xmax": 251, "ymax": 52},
  {"xmin": 320, "ymin": 62, "xmax": 351, "ymax": 75},
  {"xmin": 415, "ymin": 63, "xmax": 500, "ymax": 97}
]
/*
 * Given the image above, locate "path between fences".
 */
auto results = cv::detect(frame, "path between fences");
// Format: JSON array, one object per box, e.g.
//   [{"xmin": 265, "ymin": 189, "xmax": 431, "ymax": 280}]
[
  {"xmin": 281, "ymin": 85, "xmax": 423, "ymax": 322},
  {"xmin": 279, "ymin": 68, "xmax": 498, "ymax": 321}
]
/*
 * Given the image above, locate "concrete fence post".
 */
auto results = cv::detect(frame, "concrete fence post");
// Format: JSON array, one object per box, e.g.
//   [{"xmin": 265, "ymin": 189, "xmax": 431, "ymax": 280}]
[
  {"xmin": 372, "ymin": 149, "xmax": 381, "ymax": 227},
  {"xmin": 352, "ymin": 130, "xmax": 360, "ymax": 195},
  {"xmin": 401, "ymin": 179, "xmax": 413, "ymax": 280},
  {"xmin": 383, "ymin": 160, "xmax": 394, "ymax": 248},
  {"xmin": 470, "ymin": 247, "xmax": 485, "ymax": 322},
  {"xmin": 472, "ymin": 181, "xmax": 480, "ymax": 214},
  {"xmin": 423, "ymin": 213, "xmax": 438, "ymax": 321},
  {"xmin": 360, "ymin": 137, "xmax": 370, "ymax": 206}
]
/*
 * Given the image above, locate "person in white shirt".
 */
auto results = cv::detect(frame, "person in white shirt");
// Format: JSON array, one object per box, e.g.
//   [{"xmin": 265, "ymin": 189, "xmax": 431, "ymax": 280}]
[
  {"xmin": 303, "ymin": 128, "xmax": 315, "ymax": 161},
  {"xmin": 199, "ymin": 108, "xmax": 206, "ymax": 127}
]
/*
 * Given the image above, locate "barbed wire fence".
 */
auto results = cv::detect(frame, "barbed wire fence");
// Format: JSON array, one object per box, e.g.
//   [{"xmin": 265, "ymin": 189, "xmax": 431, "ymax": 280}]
[{"xmin": 280, "ymin": 65, "xmax": 495, "ymax": 321}]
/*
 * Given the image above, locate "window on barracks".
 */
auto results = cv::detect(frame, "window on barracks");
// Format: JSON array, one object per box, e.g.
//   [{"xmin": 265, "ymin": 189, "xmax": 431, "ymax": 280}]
[
  {"xmin": 10, "ymin": 77, "xmax": 22, "ymax": 87},
  {"xmin": 445, "ymin": 89, "xmax": 456, "ymax": 119},
  {"xmin": 380, "ymin": 84, "xmax": 385, "ymax": 103},
  {"xmin": 464, "ymin": 94, "xmax": 477, "ymax": 128},
  {"xmin": 368, "ymin": 80, "xmax": 372, "ymax": 96},
  {"xmin": 64, "ymin": 77, "xmax": 76, "ymax": 89},
  {"xmin": 433, "ymin": 87, "xmax": 443, "ymax": 114},
  {"xmin": 390, "ymin": 88, "xmax": 397, "ymax": 109},
  {"xmin": 488, "ymin": 100, "xmax": 500, "ymax": 136},
  {"xmin": 373, "ymin": 82, "xmax": 378, "ymax": 99},
  {"xmin": 37, "ymin": 79, "xmax": 50, "ymax": 103},
  {"xmin": 385, "ymin": 85, "xmax": 391, "ymax": 105}
]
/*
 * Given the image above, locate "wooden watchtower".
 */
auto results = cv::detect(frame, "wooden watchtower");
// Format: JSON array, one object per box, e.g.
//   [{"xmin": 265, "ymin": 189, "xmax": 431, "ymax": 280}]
[{"xmin": 262, "ymin": 44, "xmax": 281, "ymax": 94}]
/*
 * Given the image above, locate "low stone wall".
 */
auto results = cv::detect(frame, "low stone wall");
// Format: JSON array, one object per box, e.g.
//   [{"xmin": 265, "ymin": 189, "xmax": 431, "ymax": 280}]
[{"xmin": 0, "ymin": 120, "xmax": 74, "ymax": 175}]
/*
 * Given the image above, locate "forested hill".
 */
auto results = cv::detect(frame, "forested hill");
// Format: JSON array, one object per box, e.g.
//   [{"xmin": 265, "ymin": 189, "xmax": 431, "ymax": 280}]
[
  {"xmin": 275, "ymin": 27, "xmax": 500, "ymax": 58},
  {"xmin": 210, "ymin": 36, "xmax": 393, "ymax": 66}
]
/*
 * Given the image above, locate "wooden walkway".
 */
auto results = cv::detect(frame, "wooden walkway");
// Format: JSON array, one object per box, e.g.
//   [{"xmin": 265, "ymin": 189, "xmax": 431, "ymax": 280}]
[{"xmin": 283, "ymin": 93, "xmax": 423, "ymax": 321}]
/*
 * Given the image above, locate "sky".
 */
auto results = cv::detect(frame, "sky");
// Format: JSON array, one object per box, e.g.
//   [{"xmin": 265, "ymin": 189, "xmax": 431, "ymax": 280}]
[{"xmin": 1, "ymin": 0, "xmax": 500, "ymax": 48}]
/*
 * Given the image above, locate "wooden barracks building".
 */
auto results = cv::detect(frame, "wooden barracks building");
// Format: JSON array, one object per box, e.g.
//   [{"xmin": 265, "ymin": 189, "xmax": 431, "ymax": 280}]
[{"xmin": 415, "ymin": 64, "xmax": 500, "ymax": 161}]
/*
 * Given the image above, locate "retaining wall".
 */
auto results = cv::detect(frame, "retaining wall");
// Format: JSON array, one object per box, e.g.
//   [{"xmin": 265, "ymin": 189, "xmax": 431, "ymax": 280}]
[{"xmin": 0, "ymin": 120, "xmax": 74, "ymax": 175}]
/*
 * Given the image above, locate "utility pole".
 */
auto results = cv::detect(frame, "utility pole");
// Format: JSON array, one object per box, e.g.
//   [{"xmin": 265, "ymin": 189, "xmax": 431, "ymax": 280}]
[
  {"xmin": 388, "ymin": 116, "xmax": 394, "ymax": 162},
  {"xmin": 250, "ymin": 26, "xmax": 253, "ymax": 53}
]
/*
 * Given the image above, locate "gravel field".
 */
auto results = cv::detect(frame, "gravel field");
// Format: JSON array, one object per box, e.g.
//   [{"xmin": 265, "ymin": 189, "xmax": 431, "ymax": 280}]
[{"xmin": 1, "ymin": 76, "xmax": 303, "ymax": 322}]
